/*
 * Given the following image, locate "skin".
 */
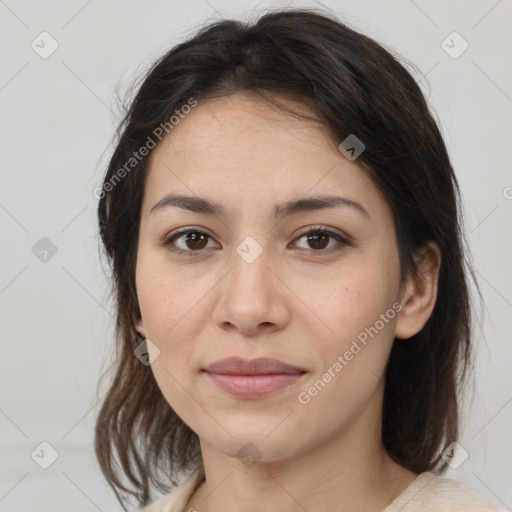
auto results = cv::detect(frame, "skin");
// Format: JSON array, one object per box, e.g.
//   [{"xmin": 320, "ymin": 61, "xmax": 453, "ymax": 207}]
[{"xmin": 134, "ymin": 91, "xmax": 441, "ymax": 512}]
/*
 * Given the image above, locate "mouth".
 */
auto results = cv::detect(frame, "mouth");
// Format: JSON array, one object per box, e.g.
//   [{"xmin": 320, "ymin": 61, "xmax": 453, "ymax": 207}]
[{"xmin": 202, "ymin": 357, "xmax": 307, "ymax": 398}]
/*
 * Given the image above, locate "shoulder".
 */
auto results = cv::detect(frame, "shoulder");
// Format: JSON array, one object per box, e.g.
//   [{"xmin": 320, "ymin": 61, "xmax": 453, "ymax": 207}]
[
  {"xmin": 143, "ymin": 467, "xmax": 204, "ymax": 512},
  {"xmin": 384, "ymin": 472, "xmax": 505, "ymax": 512}
]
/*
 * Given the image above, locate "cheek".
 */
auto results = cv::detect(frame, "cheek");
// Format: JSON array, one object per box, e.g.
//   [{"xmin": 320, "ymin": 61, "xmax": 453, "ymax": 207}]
[
  {"xmin": 294, "ymin": 254, "xmax": 399, "ymax": 401},
  {"xmin": 135, "ymin": 263, "xmax": 207, "ymax": 427},
  {"xmin": 136, "ymin": 252, "xmax": 209, "ymax": 345},
  {"xmin": 294, "ymin": 290, "xmax": 398, "ymax": 434},
  {"xmin": 298, "ymin": 256, "xmax": 399, "ymax": 346}
]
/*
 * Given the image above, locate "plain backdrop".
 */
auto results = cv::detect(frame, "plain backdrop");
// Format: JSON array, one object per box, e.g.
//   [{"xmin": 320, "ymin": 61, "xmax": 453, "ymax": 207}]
[{"xmin": 1, "ymin": 0, "xmax": 511, "ymax": 510}]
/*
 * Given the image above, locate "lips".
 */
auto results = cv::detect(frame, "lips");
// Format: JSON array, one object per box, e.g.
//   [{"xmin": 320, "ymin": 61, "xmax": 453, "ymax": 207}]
[
  {"xmin": 203, "ymin": 357, "xmax": 307, "ymax": 398},
  {"xmin": 203, "ymin": 356, "xmax": 305, "ymax": 375}
]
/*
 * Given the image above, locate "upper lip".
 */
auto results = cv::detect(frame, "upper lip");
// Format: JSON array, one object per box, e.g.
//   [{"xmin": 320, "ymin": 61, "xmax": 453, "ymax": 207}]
[{"xmin": 204, "ymin": 357, "xmax": 305, "ymax": 375}]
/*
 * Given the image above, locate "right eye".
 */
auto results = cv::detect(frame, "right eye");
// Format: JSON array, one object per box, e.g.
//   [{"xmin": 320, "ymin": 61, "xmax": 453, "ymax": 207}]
[{"xmin": 161, "ymin": 228, "xmax": 220, "ymax": 255}]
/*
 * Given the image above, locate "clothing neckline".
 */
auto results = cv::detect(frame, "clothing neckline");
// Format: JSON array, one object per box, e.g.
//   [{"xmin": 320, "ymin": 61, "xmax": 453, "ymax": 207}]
[{"xmin": 181, "ymin": 467, "xmax": 432, "ymax": 511}]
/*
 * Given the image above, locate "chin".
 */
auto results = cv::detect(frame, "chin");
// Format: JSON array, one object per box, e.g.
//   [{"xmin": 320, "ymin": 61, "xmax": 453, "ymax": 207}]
[{"xmin": 203, "ymin": 428, "xmax": 301, "ymax": 465}]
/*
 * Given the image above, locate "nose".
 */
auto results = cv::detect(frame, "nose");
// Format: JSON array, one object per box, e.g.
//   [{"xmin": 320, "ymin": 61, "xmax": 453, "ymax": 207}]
[{"xmin": 212, "ymin": 243, "xmax": 290, "ymax": 337}]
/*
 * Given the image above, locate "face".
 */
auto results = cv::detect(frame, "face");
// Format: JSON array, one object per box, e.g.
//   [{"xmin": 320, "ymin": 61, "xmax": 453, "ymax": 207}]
[{"xmin": 135, "ymin": 91, "xmax": 404, "ymax": 463}]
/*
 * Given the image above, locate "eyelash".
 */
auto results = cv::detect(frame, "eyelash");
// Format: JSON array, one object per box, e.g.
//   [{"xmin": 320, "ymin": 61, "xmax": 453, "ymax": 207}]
[{"xmin": 160, "ymin": 226, "xmax": 350, "ymax": 257}]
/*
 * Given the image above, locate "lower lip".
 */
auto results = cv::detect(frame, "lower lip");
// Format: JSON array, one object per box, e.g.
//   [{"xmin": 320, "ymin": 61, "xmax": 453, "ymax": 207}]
[{"xmin": 205, "ymin": 372, "xmax": 305, "ymax": 398}]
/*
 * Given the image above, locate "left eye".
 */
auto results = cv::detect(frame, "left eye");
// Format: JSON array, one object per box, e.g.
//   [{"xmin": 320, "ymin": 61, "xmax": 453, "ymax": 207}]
[{"xmin": 294, "ymin": 229, "xmax": 347, "ymax": 252}]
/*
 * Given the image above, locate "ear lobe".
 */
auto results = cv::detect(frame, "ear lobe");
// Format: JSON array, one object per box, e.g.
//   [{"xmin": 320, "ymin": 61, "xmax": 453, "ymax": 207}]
[
  {"xmin": 394, "ymin": 241, "xmax": 441, "ymax": 340},
  {"xmin": 134, "ymin": 317, "xmax": 146, "ymax": 338}
]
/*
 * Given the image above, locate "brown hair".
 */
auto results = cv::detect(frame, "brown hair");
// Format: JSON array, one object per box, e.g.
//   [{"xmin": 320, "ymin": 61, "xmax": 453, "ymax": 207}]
[{"xmin": 95, "ymin": 7, "xmax": 478, "ymax": 509}]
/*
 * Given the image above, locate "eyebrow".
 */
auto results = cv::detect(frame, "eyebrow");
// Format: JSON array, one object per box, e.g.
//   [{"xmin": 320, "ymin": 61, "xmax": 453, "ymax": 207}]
[{"xmin": 150, "ymin": 193, "xmax": 370, "ymax": 220}]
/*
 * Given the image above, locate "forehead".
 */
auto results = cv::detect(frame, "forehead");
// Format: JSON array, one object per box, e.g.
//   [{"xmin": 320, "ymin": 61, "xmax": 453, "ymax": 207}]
[
  {"xmin": 143, "ymin": 91, "xmax": 389, "ymax": 222},
  {"xmin": 154, "ymin": 91, "xmax": 337, "ymax": 157}
]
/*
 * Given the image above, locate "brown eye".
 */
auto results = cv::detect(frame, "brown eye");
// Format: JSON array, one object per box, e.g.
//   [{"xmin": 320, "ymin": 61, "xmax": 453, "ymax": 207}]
[
  {"xmin": 163, "ymin": 229, "xmax": 218, "ymax": 254},
  {"xmin": 294, "ymin": 228, "xmax": 348, "ymax": 253},
  {"xmin": 183, "ymin": 232, "xmax": 208, "ymax": 250},
  {"xmin": 306, "ymin": 232, "xmax": 330, "ymax": 250}
]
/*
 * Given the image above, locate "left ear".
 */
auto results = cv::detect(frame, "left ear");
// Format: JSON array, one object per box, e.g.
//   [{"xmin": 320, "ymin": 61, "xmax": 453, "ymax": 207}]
[{"xmin": 394, "ymin": 241, "xmax": 441, "ymax": 340}]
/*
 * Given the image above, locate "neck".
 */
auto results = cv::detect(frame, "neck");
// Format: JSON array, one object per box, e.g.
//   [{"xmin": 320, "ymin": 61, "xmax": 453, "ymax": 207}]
[{"xmin": 188, "ymin": 389, "xmax": 417, "ymax": 512}]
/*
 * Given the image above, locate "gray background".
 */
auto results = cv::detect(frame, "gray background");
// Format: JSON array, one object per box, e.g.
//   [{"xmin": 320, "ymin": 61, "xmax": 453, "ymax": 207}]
[{"xmin": 0, "ymin": 0, "xmax": 511, "ymax": 510}]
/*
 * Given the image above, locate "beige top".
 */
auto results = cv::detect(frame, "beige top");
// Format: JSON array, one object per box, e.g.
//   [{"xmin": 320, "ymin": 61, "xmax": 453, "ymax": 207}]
[{"xmin": 144, "ymin": 467, "xmax": 504, "ymax": 512}]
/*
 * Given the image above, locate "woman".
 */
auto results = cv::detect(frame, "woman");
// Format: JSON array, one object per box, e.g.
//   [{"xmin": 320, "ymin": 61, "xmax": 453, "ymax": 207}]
[{"xmin": 94, "ymin": 8, "xmax": 502, "ymax": 512}]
